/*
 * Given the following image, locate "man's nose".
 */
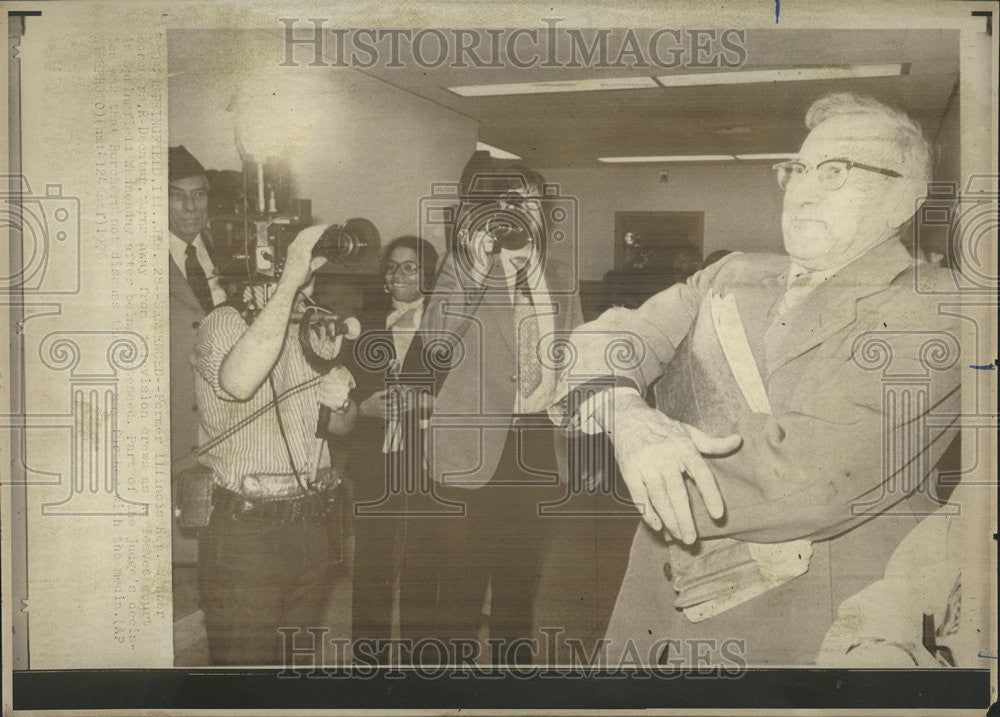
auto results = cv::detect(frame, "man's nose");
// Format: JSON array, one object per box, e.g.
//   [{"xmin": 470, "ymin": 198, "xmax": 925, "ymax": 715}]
[
  {"xmin": 182, "ymin": 195, "xmax": 197, "ymax": 212},
  {"xmin": 786, "ymin": 170, "xmax": 825, "ymax": 205}
]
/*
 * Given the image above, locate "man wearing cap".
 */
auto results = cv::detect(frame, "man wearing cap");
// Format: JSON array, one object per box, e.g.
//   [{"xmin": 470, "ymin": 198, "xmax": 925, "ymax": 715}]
[{"xmin": 168, "ymin": 146, "xmax": 226, "ymax": 545}]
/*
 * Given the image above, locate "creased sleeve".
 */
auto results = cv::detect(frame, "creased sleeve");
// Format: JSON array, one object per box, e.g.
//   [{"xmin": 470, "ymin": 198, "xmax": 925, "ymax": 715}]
[
  {"xmin": 691, "ymin": 310, "xmax": 961, "ymax": 543},
  {"xmin": 549, "ymin": 253, "xmax": 739, "ymax": 428},
  {"xmin": 191, "ymin": 307, "xmax": 249, "ymax": 402}
]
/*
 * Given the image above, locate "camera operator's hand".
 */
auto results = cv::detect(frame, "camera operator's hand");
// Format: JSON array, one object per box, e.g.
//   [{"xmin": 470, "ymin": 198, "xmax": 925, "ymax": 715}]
[
  {"xmin": 458, "ymin": 228, "xmax": 495, "ymax": 285},
  {"xmin": 318, "ymin": 365, "xmax": 356, "ymax": 413},
  {"xmin": 218, "ymin": 225, "xmax": 331, "ymax": 401},
  {"xmin": 282, "ymin": 224, "xmax": 330, "ymax": 291}
]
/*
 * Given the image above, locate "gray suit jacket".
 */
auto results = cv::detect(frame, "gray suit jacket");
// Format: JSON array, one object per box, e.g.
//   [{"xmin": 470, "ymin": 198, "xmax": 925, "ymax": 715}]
[
  {"xmin": 559, "ymin": 238, "xmax": 961, "ymax": 664},
  {"xmin": 424, "ymin": 251, "xmax": 583, "ymax": 488},
  {"xmin": 169, "ymin": 258, "xmax": 207, "ymax": 474}
]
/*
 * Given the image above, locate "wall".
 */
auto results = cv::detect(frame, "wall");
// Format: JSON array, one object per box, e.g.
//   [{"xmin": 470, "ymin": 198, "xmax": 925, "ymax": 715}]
[
  {"xmin": 167, "ymin": 30, "xmax": 478, "ymax": 254},
  {"xmin": 167, "ymin": 31, "xmax": 787, "ymax": 282},
  {"xmin": 542, "ymin": 164, "xmax": 784, "ymax": 281}
]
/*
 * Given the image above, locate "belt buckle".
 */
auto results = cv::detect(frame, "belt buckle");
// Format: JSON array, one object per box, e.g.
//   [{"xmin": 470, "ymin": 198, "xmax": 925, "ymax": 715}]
[{"xmin": 238, "ymin": 499, "xmax": 257, "ymax": 515}]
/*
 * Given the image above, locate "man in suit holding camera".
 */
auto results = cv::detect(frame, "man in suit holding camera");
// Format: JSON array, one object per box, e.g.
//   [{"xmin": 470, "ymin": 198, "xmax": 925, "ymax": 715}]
[{"xmin": 413, "ymin": 152, "xmax": 584, "ymax": 664}]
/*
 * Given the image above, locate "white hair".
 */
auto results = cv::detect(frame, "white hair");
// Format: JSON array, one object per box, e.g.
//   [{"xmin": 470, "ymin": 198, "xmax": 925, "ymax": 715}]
[{"xmin": 805, "ymin": 92, "xmax": 933, "ymax": 185}]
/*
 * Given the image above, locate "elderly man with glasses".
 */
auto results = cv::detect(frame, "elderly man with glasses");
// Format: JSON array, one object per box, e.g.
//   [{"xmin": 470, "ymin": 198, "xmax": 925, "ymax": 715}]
[{"xmin": 551, "ymin": 92, "xmax": 961, "ymax": 666}]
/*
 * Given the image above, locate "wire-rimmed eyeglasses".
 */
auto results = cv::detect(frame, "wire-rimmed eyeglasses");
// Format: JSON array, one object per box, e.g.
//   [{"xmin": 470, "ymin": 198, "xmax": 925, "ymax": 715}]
[{"xmin": 773, "ymin": 159, "xmax": 902, "ymax": 192}]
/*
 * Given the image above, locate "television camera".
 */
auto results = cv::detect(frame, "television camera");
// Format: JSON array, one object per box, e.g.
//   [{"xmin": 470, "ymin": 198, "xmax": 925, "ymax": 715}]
[
  {"xmin": 207, "ymin": 155, "xmax": 376, "ymax": 368},
  {"xmin": 209, "ymin": 155, "xmax": 379, "ymax": 284}
]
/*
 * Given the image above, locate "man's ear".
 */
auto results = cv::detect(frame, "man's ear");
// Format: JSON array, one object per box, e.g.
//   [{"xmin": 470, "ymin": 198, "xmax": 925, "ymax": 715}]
[{"xmin": 885, "ymin": 178, "xmax": 925, "ymax": 230}]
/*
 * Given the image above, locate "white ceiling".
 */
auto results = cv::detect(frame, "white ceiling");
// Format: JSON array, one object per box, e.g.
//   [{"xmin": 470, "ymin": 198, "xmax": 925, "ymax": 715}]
[{"xmin": 357, "ymin": 29, "xmax": 960, "ymax": 168}]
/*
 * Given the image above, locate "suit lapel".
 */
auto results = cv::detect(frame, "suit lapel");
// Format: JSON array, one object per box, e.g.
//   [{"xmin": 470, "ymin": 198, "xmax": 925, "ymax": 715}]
[
  {"xmin": 726, "ymin": 261, "xmax": 788, "ymax": 370},
  {"xmin": 763, "ymin": 238, "xmax": 913, "ymax": 381},
  {"xmin": 400, "ymin": 330, "xmax": 424, "ymax": 375},
  {"xmin": 549, "ymin": 261, "xmax": 574, "ymax": 333},
  {"xmin": 168, "ymin": 256, "xmax": 203, "ymax": 313},
  {"xmin": 486, "ymin": 260, "xmax": 518, "ymax": 353},
  {"xmin": 201, "ymin": 228, "xmax": 224, "ymax": 275},
  {"xmin": 476, "ymin": 256, "xmax": 572, "ymax": 354}
]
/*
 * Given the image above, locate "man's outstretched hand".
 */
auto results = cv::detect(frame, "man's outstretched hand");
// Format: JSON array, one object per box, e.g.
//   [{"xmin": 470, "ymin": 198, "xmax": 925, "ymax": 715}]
[{"xmin": 609, "ymin": 393, "xmax": 742, "ymax": 544}]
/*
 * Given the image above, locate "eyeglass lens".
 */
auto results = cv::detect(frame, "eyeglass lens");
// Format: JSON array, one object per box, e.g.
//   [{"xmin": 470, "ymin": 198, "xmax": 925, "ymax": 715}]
[
  {"xmin": 386, "ymin": 261, "xmax": 418, "ymax": 275},
  {"xmin": 774, "ymin": 161, "xmax": 852, "ymax": 192}
]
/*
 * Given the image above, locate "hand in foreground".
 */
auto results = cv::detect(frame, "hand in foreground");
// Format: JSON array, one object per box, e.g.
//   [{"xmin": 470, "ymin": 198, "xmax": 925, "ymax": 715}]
[
  {"xmin": 457, "ymin": 228, "xmax": 495, "ymax": 284},
  {"xmin": 610, "ymin": 393, "xmax": 741, "ymax": 544},
  {"xmin": 359, "ymin": 388, "xmax": 388, "ymax": 420},
  {"xmin": 317, "ymin": 365, "xmax": 356, "ymax": 412}
]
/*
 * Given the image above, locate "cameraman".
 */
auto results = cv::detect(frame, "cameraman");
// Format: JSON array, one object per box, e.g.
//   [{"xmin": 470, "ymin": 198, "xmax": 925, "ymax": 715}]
[{"xmin": 192, "ymin": 225, "xmax": 356, "ymax": 666}]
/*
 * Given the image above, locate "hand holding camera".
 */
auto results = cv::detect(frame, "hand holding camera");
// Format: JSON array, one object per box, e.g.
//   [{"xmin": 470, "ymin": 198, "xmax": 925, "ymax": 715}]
[
  {"xmin": 458, "ymin": 228, "xmax": 497, "ymax": 284},
  {"xmin": 281, "ymin": 224, "xmax": 330, "ymax": 291}
]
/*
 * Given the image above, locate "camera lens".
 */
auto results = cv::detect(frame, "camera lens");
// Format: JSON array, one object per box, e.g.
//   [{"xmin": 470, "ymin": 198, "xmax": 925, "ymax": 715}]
[
  {"xmin": 312, "ymin": 218, "xmax": 379, "ymax": 263},
  {"xmin": 486, "ymin": 215, "xmax": 531, "ymax": 250}
]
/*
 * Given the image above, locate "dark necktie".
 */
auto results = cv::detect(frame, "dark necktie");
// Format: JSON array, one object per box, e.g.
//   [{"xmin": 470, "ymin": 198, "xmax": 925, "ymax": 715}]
[
  {"xmin": 185, "ymin": 242, "xmax": 215, "ymax": 313},
  {"xmin": 512, "ymin": 259, "xmax": 542, "ymax": 398}
]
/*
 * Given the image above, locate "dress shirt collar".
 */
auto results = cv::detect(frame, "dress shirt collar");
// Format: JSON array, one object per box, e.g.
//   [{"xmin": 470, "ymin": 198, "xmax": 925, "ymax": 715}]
[
  {"xmin": 786, "ymin": 261, "xmax": 842, "ymax": 291},
  {"xmin": 386, "ymin": 297, "xmax": 425, "ymax": 330},
  {"xmin": 169, "ymin": 230, "xmax": 206, "ymax": 279}
]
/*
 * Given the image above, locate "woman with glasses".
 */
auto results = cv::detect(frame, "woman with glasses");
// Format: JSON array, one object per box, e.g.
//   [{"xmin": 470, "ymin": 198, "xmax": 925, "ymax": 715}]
[{"xmin": 340, "ymin": 235, "xmax": 439, "ymax": 664}]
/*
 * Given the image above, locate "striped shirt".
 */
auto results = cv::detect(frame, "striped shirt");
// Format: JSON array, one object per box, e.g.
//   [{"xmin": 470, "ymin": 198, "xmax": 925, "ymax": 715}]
[{"xmin": 191, "ymin": 305, "xmax": 334, "ymax": 500}]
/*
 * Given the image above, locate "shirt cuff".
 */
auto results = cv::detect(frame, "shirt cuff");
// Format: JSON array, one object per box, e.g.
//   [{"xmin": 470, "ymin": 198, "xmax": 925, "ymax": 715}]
[{"xmin": 576, "ymin": 387, "xmax": 643, "ymax": 435}]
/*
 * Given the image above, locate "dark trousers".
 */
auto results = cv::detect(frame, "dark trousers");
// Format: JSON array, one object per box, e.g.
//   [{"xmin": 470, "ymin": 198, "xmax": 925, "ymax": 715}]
[
  {"xmin": 198, "ymin": 505, "xmax": 332, "ymax": 666},
  {"xmin": 402, "ymin": 422, "xmax": 559, "ymax": 665},
  {"xmin": 351, "ymin": 445, "xmax": 439, "ymax": 665},
  {"xmin": 349, "ymin": 453, "xmax": 405, "ymax": 663}
]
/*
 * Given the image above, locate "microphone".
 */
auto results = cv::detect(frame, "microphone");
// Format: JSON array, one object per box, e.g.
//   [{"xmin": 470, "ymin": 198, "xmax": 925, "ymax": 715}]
[
  {"xmin": 293, "ymin": 310, "xmax": 362, "ymax": 339},
  {"xmin": 331, "ymin": 315, "xmax": 362, "ymax": 340},
  {"xmin": 313, "ymin": 313, "xmax": 361, "ymax": 439}
]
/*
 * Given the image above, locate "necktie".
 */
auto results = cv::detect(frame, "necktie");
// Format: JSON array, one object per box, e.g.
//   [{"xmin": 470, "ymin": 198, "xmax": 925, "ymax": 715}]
[
  {"xmin": 776, "ymin": 271, "xmax": 815, "ymax": 319},
  {"xmin": 185, "ymin": 242, "xmax": 215, "ymax": 313},
  {"xmin": 512, "ymin": 259, "xmax": 542, "ymax": 398}
]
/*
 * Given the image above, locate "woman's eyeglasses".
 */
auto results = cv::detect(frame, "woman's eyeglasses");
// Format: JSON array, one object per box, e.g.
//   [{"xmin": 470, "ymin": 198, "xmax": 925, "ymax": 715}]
[{"xmin": 384, "ymin": 260, "xmax": 419, "ymax": 276}]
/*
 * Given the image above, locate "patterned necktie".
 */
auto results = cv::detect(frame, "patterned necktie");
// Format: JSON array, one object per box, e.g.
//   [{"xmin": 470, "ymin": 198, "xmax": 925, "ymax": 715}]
[
  {"xmin": 512, "ymin": 259, "xmax": 542, "ymax": 398},
  {"xmin": 185, "ymin": 242, "xmax": 214, "ymax": 313}
]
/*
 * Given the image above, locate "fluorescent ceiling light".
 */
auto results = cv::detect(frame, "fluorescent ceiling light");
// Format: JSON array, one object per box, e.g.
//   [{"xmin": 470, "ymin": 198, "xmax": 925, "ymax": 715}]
[
  {"xmin": 598, "ymin": 153, "xmax": 799, "ymax": 163},
  {"xmin": 655, "ymin": 63, "xmax": 905, "ymax": 87},
  {"xmin": 449, "ymin": 76, "xmax": 657, "ymax": 97},
  {"xmin": 448, "ymin": 64, "xmax": 904, "ymax": 98},
  {"xmin": 735, "ymin": 153, "xmax": 797, "ymax": 160},
  {"xmin": 476, "ymin": 141, "xmax": 522, "ymax": 160},
  {"xmin": 598, "ymin": 155, "xmax": 734, "ymax": 163}
]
